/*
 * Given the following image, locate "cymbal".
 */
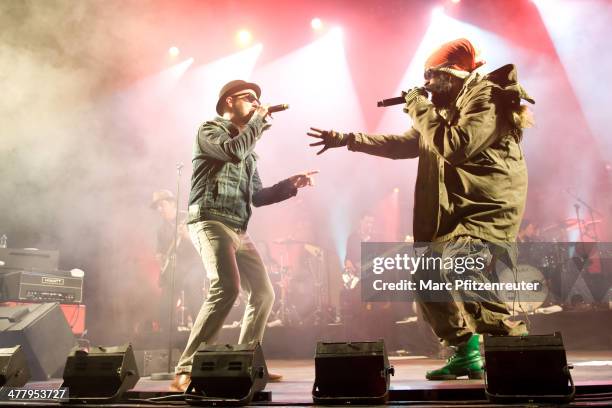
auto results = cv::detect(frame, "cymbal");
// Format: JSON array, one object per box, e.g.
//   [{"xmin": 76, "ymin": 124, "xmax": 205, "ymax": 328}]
[
  {"xmin": 273, "ymin": 238, "xmax": 314, "ymax": 245},
  {"xmin": 562, "ymin": 218, "xmax": 602, "ymax": 228},
  {"xmin": 304, "ymin": 243, "xmax": 323, "ymax": 257},
  {"xmin": 272, "ymin": 238, "xmax": 328, "ymax": 253},
  {"xmin": 542, "ymin": 218, "xmax": 602, "ymax": 232}
]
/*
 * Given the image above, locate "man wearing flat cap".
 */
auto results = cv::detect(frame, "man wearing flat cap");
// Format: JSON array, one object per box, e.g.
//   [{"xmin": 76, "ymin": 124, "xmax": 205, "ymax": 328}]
[
  {"xmin": 171, "ymin": 80, "xmax": 317, "ymax": 390},
  {"xmin": 308, "ymin": 38, "xmax": 535, "ymax": 380}
]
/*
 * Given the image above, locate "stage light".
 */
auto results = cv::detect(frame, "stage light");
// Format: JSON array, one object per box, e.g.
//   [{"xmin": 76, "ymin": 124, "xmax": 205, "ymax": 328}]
[
  {"xmin": 330, "ymin": 26, "xmax": 343, "ymax": 38},
  {"xmin": 168, "ymin": 46, "xmax": 180, "ymax": 58},
  {"xmin": 393, "ymin": 187, "xmax": 400, "ymax": 193},
  {"xmin": 252, "ymin": 27, "xmax": 363, "ymax": 264},
  {"xmin": 451, "ymin": 0, "xmax": 461, "ymax": 4},
  {"xmin": 237, "ymin": 30, "xmax": 253, "ymax": 47},
  {"xmin": 431, "ymin": 6, "xmax": 444, "ymax": 19},
  {"xmin": 381, "ymin": 6, "xmax": 512, "ymax": 135},
  {"xmin": 311, "ymin": 18, "xmax": 323, "ymax": 30},
  {"xmin": 533, "ymin": 0, "xmax": 611, "ymax": 158}
]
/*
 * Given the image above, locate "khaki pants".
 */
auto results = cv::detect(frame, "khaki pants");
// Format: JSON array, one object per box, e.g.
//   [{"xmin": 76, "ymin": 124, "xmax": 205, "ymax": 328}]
[
  {"xmin": 175, "ymin": 220, "xmax": 274, "ymax": 374},
  {"xmin": 415, "ymin": 237, "xmax": 527, "ymax": 347}
]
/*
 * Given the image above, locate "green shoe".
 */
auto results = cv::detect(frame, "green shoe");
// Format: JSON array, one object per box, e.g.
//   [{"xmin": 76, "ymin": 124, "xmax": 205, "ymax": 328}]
[{"xmin": 426, "ymin": 334, "xmax": 484, "ymax": 380}]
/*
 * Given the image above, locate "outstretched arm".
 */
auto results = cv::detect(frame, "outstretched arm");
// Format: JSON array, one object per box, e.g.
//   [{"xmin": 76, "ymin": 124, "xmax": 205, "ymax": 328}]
[
  {"xmin": 307, "ymin": 127, "xmax": 419, "ymax": 159},
  {"xmin": 252, "ymin": 169, "xmax": 318, "ymax": 207}
]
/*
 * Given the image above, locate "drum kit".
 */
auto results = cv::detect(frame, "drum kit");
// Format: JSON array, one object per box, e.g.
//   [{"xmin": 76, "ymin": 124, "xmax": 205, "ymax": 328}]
[
  {"xmin": 222, "ymin": 214, "xmax": 608, "ymax": 328},
  {"xmin": 221, "ymin": 238, "xmax": 335, "ymax": 328},
  {"xmin": 539, "ymin": 218, "xmax": 602, "ymax": 243},
  {"xmin": 267, "ymin": 238, "xmax": 336, "ymax": 326},
  {"xmin": 497, "ymin": 215, "xmax": 608, "ymax": 313},
  {"xmin": 497, "ymin": 263, "xmax": 550, "ymax": 313}
]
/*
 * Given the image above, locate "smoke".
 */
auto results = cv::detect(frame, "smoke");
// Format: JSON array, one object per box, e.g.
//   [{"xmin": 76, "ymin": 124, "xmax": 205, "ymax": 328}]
[{"xmin": 0, "ymin": 0, "xmax": 179, "ymax": 340}]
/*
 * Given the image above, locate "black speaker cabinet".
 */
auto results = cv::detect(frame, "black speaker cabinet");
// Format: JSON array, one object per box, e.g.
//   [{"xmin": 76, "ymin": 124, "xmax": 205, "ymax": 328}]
[
  {"xmin": 186, "ymin": 343, "xmax": 267, "ymax": 405},
  {"xmin": 484, "ymin": 332, "xmax": 574, "ymax": 403},
  {"xmin": 61, "ymin": 343, "xmax": 140, "ymax": 402},
  {"xmin": 0, "ymin": 345, "xmax": 30, "ymax": 387},
  {"xmin": 0, "ymin": 303, "xmax": 75, "ymax": 380},
  {"xmin": 313, "ymin": 340, "xmax": 394, "ymax": 404}
]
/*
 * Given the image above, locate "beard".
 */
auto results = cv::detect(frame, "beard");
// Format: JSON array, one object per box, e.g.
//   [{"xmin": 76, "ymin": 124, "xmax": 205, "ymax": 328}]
[
  {"xmin": 426, "ymin": 75, "xmax": 459, "ymax": 109},
  {"xmin": 233, "ymin": 106, "xmax": 255, "ymax": 125},
  {"xmin": 430, "ymin": 91, "xmax": 454, "ymax": 108}
]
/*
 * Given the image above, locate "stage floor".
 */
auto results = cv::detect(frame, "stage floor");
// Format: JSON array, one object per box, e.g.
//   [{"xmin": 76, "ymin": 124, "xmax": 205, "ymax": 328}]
[{"xmin": 10, "ymin": 351, "xmax": 612, "ymax": 407}]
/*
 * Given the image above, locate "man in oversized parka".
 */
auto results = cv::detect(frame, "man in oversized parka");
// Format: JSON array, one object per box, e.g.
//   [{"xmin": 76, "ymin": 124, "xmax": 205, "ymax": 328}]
[{"xmin": 308, "ymin": 38, "xmax": 535, "ymax": 380}]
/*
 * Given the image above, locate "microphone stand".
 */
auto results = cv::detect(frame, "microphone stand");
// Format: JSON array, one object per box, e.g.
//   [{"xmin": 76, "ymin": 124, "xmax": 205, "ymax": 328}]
[
  {"xmin": 565, "ymin": 189, "xmax": 602, "ymax": 242},
  {"xmin": 570, "ymin": 196, "xmax": 602, "ymax": 307},
  {"xmin": 151, "ymin": 162, "xmax": 184, "ymax": 381}
]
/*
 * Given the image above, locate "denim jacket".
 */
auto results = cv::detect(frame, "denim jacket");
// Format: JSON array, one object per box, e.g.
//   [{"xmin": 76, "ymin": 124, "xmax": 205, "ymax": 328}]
[{"xmin": 188, "ymin": 115, "xmax": 297, "ymax": 231}]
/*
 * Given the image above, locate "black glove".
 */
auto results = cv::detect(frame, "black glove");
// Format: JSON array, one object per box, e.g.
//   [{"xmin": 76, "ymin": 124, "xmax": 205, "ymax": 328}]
[{"xmin": 307, "ymin": 127, "xmax": 350, "ymax": 155}]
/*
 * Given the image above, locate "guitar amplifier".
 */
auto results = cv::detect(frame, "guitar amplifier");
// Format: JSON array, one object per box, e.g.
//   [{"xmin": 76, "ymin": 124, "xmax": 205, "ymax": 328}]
[{"xmin": 0, "ymin": 270, "xmax": 83, "ymax": 303}]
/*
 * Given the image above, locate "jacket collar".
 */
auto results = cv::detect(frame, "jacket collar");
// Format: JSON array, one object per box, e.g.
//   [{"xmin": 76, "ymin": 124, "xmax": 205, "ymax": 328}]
[{"xmin": 213, "ymin": 116, "xmax": 240, "ymax": 137}]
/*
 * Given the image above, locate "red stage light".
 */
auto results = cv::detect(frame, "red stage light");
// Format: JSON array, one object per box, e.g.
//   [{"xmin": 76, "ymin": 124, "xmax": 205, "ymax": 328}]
[
  {"xmin": 431, "ymin": 6, "xmax": 444, "ymax": 18},
  {"xmin": 311, "ymin": 18, "xmax": 323, "ymax": 30}
]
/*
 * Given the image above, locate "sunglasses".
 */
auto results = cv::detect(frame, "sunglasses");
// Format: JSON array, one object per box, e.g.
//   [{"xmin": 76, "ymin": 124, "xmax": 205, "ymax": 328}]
[
  {"xmin": 424, "ymin": 68, "xmax": 439, "ymax": 81},
  {"xmin": 231, "ymin": 92, "xmax": 260, "ymax": 104}
]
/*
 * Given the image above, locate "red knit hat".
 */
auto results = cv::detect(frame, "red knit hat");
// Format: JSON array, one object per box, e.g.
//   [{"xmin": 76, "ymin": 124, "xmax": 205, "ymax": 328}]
[{"xmin": 424, "ymin": 38, "xmax": 485, "ymax": 78}]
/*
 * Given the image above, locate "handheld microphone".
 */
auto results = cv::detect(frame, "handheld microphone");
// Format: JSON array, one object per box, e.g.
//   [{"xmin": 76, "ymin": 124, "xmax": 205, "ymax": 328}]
[
  {"xmin": 268, "ymin": 104, "xmax": 289, "ymax": 113},
  {"xmin": 377, "ymin": 95, "xmax": 405, "ymax": 108}
]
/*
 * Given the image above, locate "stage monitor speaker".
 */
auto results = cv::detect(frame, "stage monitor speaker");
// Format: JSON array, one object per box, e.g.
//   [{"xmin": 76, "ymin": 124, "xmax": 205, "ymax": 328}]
[
  {"xmin": 0, "ymin": 248, "xmax": 59, "ymax": 271},
  {"xmin": 0, "ymin": 302, "xmax": 75, "ymax": 380},
  {"xmin": 186, "ymin": 343, "xmax": 268, "ymax": 406},
  {"xmin": 484, "ymin": 332, "xmax": 574, "ymax": 403},
  {"xmin": 313, "ymin": 340, "xmax": 394, "ymax": 405},
  {"xmin": 0, "ymin": 345, "xmax": 30, "ymax": 387},
  {"xmin": 61, "ymin": 343, "xmax": 139, "ymax": 402}
]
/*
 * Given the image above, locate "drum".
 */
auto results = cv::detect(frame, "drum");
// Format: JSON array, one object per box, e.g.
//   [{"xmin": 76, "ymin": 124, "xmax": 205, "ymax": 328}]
[{"xmin": 496, "ymin": 264, "xmax": 549, "ymax": 313}]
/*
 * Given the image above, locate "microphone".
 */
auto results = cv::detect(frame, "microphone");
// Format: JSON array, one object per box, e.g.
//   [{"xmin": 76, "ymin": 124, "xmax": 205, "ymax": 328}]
[
  {"xmin": 268, "ymin": 104, "xmax": 289, "ymax": 113},
  {"xmin": 377, "ymin": 95, "xmax": 405, "ymax": 108}
]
